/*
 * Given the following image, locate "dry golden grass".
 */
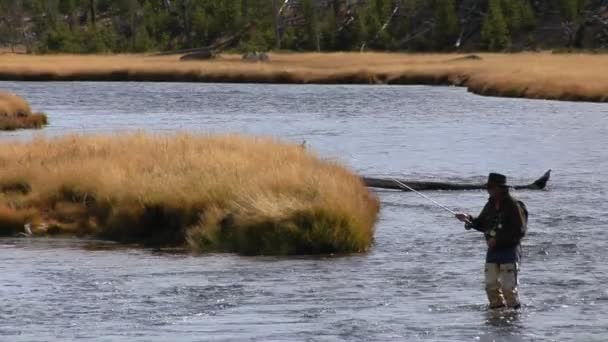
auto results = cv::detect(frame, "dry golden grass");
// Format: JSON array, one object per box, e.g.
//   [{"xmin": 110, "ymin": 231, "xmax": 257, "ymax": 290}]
[
  {"xmin": 0, "ymin": 52, "xmax": 607, "ymax": 101},
  {"xmin": 0, "ymin": 92, "xmax": 48, "ymax": 130},
  {"xmin": 0, "ymin": 133, "xmax": 379, "ymax": 255}
]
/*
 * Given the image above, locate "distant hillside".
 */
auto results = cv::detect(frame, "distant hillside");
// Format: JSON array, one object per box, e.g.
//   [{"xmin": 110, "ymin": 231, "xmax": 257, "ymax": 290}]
[{"xmin": 0, "ymin": 0, "xmax": 607, "ymax": 53}]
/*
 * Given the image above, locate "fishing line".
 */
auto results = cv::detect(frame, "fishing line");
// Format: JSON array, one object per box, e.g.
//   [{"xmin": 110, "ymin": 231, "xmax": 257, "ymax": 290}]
[{"xmin": 390, "ymin": 178, "xmax": 471, "ymax": 224}]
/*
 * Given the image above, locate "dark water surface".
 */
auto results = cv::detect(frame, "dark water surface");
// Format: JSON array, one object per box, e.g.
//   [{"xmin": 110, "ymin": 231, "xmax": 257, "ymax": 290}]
[{"xmin": 1, "ymin": 82, "xmax": 607, "ymax": 341}]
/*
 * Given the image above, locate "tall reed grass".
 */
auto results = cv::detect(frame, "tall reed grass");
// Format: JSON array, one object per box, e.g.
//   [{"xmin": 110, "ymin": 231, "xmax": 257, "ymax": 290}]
[
  {"xmin": 0, "ymin": 92, "xmax": 48, "ymax": 130},
  {"xmin": 0, "ymin": 52, "xmax": 606, "ymax": 102},
  {"xmin": 0, "ymin": 133, "xmax": 379, "ymax": 255}
]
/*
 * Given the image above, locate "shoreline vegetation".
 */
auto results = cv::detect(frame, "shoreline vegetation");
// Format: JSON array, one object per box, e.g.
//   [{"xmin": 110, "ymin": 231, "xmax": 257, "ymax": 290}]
[
  {"xmin": 0, "ymin": 92, "xmax": 48, "ymax": 131},
  {"xmin": 0, "ymin": 133, "xmax": 380, "ymax": 255},
  {"xmin": 1, "ymin": 52, "xmax": 607, "ymax": 102}
]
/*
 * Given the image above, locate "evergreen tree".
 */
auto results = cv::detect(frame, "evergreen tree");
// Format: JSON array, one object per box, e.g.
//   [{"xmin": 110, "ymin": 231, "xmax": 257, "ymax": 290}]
[
  {"xmin": 0, "ymin": 0, "xmax": 603, "ymax": 54},
  {"xmin": 142, "ymin": 0, "xmax": 172, "ymax": 50},
  {"xmin": 500, "ymin": 0, "xmax": 523, "ymax": 33},
  {"xmin": 362, "ymin": 0, "xmax": 394, "ymax": 50},
  {"xmin": 41, "ymin": 22, "xmax": 78, "ymax": 52},
  {"xmin": 392, "ymin": 0, "xmax": 430, "ymax": 50},
  {"xmin": 481, "ymin": 0, "xmax": 510, "ymax": 51},
  {"xmin": 320, "ymin": 6, "xmax": 338, "ymax": 51},
  {"xmin": 360, "ymin": 2, "xmax": 381, "ymax": 46},
  {"xmin": 216, "ymin": 0, "xmax": 242, "ymax": 34},
  {"xmin": 240, "ymin": 0, "xmax": 276, "ymax": 51},
  {"xmin": 58, "ymin": 0, "xmax": 77, "ymax": 29},
  {"xmin": 520, "ymin": 0, "xmax": 536, "ymax": 31},
  {"xmin": 558, "ymin": 0, "xmax": 588, "ymax": 22},
  {"xmin": 281, "ymin": 26, "xmax": 297, "ymax": 50},
  {"xmin": 300, "ymin": 0, "xmax": 319, "ymax": 51},
  {"xmin": 335, "ymin": 13, "xmax": 364, "ymax": 51},
  {"xmin": 0, "ymin": 1, "xmax": 26, "ymax": 51},
  {"xmin": 432, "ymin": 0, "xmax": 459, "ymax": 50},
  {"xmin": 500, "ymin": 0, "xmax": 536, "ymax": 34},
  {"xmin": 79, "ymin": 24, "xmax": 117, "ymax": 53}
]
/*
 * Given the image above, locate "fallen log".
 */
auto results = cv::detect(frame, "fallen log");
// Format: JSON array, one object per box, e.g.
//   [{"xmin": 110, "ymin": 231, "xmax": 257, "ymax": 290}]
[
  {"xmin": 363, "ymin": 170, "xmax": 551, "ymax": 191},
  {"xmin": 153, "ymin": 47, "xmax": 214, "ymax": 57},
  {"xmin": 180, "ymin": 49, "xmax": 215, "ymax": 61}
]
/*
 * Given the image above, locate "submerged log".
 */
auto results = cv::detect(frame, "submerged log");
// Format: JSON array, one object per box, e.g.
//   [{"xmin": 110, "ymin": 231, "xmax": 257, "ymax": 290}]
[{"xmin": 363, "ymin": 170, "xmax": 551, "ymax": 191}]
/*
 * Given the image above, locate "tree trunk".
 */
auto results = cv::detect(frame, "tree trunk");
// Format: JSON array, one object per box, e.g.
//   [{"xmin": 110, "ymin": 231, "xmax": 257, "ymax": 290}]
[
  {"xmin": 90, "ymin": 0, "xmax": 96, "ymax": 25},
  {"xmin": 272, "ymin": 0, "xmax": 282, "ymax": 49}
]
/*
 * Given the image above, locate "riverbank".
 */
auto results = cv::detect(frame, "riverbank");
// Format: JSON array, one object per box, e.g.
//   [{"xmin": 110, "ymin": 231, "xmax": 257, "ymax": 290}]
[
  {"xmin": 0, "ymin": 52, "xmax": 607, "ymax": 102},
  {"xmin": 0, "ymin": 92, "xmax": 48, "ymax": 130},
  {"xmin": 0, "ymin": 133, "xmax": 379, "ymax": 255}
]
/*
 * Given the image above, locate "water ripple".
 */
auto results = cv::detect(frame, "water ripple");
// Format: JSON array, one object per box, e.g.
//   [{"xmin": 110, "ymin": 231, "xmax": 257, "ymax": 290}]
[{"xmin": 1, "ymin": 81, "xmax": 607, "ymax": 341}]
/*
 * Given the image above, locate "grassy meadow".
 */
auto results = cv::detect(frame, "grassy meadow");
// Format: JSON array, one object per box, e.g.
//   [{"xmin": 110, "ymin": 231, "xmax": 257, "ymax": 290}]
[
  {"xmin": 0, "ymin": 52, "xmax": 607, "ymax": 102},
  {"xmin": 0, "ymin": 133, "xmax": 380, "ymax": 255},
  {"xmin": 0, "ymin": 92, "xmax": 48, "ymax": 130}
]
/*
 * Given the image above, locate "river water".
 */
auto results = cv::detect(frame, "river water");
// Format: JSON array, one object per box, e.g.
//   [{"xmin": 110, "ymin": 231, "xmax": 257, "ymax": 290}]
[{"xmin": 1, "ymin": 82, "xmax": 607, "ymax": 341}]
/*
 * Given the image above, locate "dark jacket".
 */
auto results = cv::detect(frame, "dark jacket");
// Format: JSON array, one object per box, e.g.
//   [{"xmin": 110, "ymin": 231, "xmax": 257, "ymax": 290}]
[{"xmin": 468, "ymin": 193, "xmax": 526, "ymax": 263}]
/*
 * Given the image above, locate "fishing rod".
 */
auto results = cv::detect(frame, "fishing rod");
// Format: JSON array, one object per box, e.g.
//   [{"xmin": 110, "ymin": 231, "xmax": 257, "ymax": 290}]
[{"xmin": 390, "ymin": 178, "xmax": 472, "ymax": 225}]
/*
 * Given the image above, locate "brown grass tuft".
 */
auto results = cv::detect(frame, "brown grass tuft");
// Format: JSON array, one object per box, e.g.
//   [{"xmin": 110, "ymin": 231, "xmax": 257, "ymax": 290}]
[
  {"xmin": 0, "ymin": 92, "xmax": 48, "ymax": 130},
  {"xmin": 0, "ymin": 52, "xmax": 607, "ymax": 102},
  {"xmin": 0, "ymin": 133, "xmax": 379, "ymax": 255}
]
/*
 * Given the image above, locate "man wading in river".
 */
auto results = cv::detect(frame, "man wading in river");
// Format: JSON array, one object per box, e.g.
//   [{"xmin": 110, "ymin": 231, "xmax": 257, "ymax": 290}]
[{"xmin": 456, "ymin": 173, "xmax": 528, "ymax": 310}]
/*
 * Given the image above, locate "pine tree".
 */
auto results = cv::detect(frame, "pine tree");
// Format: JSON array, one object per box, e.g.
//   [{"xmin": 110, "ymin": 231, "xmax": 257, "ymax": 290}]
[
  {"xmin": 481, "ymin": 0, "xmax": 510, "ymax": 51},
  {"xmin": 217, "ymin": 0, "xmax": 242, "ymax": 34},
  {"xmin": 558, "ymin": 0, "xmax": 588, "ymax": 22},
  {"xmin": 0, "ymin": 1, "xmax": 26, "ymax": 51},
  {"xmin": 141, "ymin": 0, "xmax": 172, "ymax": 50},
  {"xmin": 371, "ymin": 0, "xmax": 394, "ymax": 49},
  {"xmin": 392, "ymin": 0, "xmax": 429, "ymax": 50},
  {"xmin": 281, "ymin": 26, "xmax": 297, "ymax": 50},
  {"xmin": 519, "ymin": 0, "xmax": 536, "ymax": 31},
  {"xmin": 58, "ymin": 0, "xmax": 76, "ymax": 29},
  {"xmin": 361, "ymin": 2, "xmax": 381, "ymax": 45},
  {"xmin": 320, "ymin": 6, "xmax": 338, "ymax": 51},
  {"xmin": 500, "ymin": 0, "xmax": 523, "ymax": 33},
  {"xmin": 335, "ymin": 12, "xmax": 364, "ymax": 51},
  {"xmin": 300, "ymin": 0, "xmax": 319, "ymax": 51},
  {"xmin": 432, "ymin": 0, "xmax": 459, "ymax": 50}
]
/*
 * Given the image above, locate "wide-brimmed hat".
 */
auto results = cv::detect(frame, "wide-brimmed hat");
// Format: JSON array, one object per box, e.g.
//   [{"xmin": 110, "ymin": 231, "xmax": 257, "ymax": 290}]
[{"xmin": 486, "ymin": 173, "xmax": 509, "ymax": 188}]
